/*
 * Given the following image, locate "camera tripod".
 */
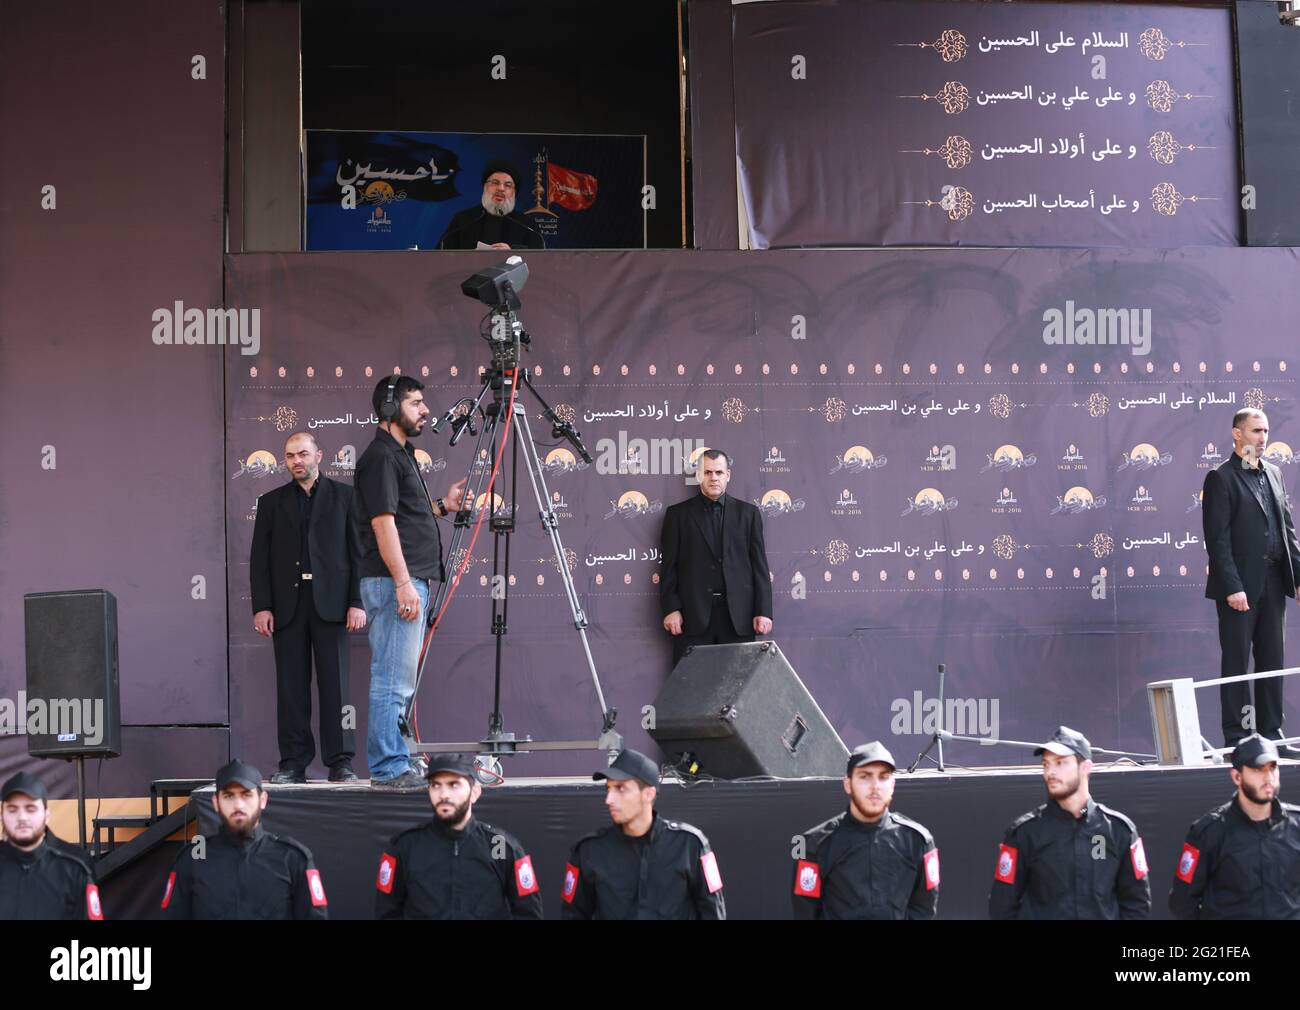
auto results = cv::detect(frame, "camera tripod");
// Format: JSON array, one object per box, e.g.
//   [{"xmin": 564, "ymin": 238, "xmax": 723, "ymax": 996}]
[{"xmin": 400, "ymin": 312, "xmax": 622, "ymax": 769}]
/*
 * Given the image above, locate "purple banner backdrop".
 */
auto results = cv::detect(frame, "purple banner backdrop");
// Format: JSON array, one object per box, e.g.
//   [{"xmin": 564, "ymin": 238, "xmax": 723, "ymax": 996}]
[
  {"xmin": 733, "ymin": 0, "xmax": 1240, "ymax": 248},
  {"xmin": 226, "ymin": 247, "xmax": 1298, "ymax": 777},
  {"xmin": 0, "ymin": 0, "xmax": 228, "ymax": 795}
]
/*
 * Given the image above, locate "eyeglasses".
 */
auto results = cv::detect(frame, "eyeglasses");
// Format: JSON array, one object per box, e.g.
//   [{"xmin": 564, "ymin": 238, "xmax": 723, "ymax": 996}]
[{"xmin": 485, "ymin": 179, "xmax": 516, "ymax": 191}]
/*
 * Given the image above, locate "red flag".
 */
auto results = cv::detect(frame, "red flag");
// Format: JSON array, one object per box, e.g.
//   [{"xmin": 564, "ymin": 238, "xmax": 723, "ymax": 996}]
[{"xmin": 547, "ymin": 163, "xmax": 598, "ymax": 211}]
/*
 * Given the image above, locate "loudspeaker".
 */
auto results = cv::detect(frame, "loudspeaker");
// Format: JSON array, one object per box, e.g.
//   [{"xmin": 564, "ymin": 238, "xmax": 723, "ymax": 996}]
[
  {"xmin": 649, "ymin": 641, "xmax": 848, "ymax": 778},
  {"xmin": 23, "ymin": 589, "xmax": 122, "ymax": 758}
]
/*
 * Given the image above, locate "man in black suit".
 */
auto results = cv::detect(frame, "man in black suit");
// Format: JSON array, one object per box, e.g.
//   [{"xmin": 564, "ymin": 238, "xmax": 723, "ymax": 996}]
[
  {"xmin": 1202, "ymin": 409, "xmax": 1300, "ymax": 752},
  {"xmin": 251, "ymin": 432, "xmax": 365, "ymax": 782},
  {"xmin": 660, "ymin": 449, "xmax": 773, "ymax": 666},
  {"xmin": 436, "ymin": 161, "xmax": 545, "ymax": 251}
]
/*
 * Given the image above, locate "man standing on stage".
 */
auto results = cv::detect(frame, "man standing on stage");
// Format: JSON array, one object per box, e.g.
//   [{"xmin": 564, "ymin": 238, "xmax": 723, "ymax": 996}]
[
  {"xmin": 1202, "ymin": 408, "xmax": 1300, "ymax": 753},
  {"xmin": 660, "ymin": 449, "xmax": 773, "ymax": 666},
  {"xmin": 1169, "ymin": 735, "xmax": 1300, "ymax": 919},
  {"xmin": 251, "ymin": 431, "xmax": 364, "ymax": 783},
  {"xmin": 791, "ymin": 742, "xmax": 939, "ymax": 920},
  {"xmin": 374, "ymin": 753, "xmax": 544, "ymax": 919},
  {"xmin": 355, "ymin": 376, "xmax": 465, "ymax": 789},
  {"xmin": 0, "ymin": 773, "xmax": 102, "ymax": 920},
  {"xmin": 988, "ymin": 726, "xmax": 1151, "ymax": 920},
  {"xmin": 436, "ymin": 161, "xmax": 545, "ymax": 251},
  {"xmin": 160, "ymin": 761, "xmax": 329, "ymax": 920},
  {"xmin": 561, "ymin": 749, "xmax": 725, "ymax": 919}
]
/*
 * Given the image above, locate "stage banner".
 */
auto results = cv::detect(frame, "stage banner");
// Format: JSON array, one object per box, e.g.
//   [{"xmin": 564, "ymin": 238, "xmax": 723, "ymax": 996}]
[
  {"xmin": 224, "ymin": 247, "xmax": 1298, "ymax": 777},
  {"xmin": 733, "ymin": 0, "xmax": 1240, "ymax": 248},
  {"xmin": 304, "ymin": 130, "xmax": 646, "ymax": 250}
]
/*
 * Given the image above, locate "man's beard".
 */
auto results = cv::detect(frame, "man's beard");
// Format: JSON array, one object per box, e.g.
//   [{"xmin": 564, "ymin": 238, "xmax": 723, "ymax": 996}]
[
  {"xmin": 1242, "ymin": 779, "xmax": 1277, "ymax": 805},
  {"xmin": 850, "ymin": 793, "xmax": 889, "ymax": 821},
  {"xmin": 5, "ymin": 825, "xmax": 45, "ymax": 849},
  {"xmin": 222, "ymin": 805, "xmax": 262, "ymax": 838},
  {"xmin": 481, "ymin": 192, "xmax": 515, "ymax": 217},
  {"xmin": 1046, "ymin": 771, "xmax": 1081, "ymax": 801},
  {"xmin": 397, "ymin": 413, "xmax": 423, "ymax": 438},
  {"xmin": 434, "ymin": 796, "xmax": 472, "ymax": 826}
]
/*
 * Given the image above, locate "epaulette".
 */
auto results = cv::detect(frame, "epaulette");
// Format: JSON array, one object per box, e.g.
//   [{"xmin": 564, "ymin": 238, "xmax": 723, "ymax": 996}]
[
  {"xmin": 1007, "ymin": 806, "xmax": 1044, "ymax": 835},
  {"xmin": 664, "ymin": 819, "xmax": 710, "ymax": 849},
  {"xmin": 1096, "ymin": 802, "xmax": 1138, "ymax": 836},
  {"xmin": 889, "ymin": 810, "xmax": 935, "ymax": 847},
  {"xmin": 267, "ymin": 833, "xmax": 314, "ymax": 862}
]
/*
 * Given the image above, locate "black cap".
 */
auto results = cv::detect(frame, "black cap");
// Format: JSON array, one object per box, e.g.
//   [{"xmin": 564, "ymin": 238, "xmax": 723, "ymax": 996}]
[
  {"xmin": 594, "ymin": 749, "xmax": 660, "ymax": 787},
  {"xmin": 215, "ymin": 760, "xmax": 262, "ymax": 791},
  {"xmin": 424, "ymin": 753, "xmax": 478, "ymax": 781},
  {"xmin": 1034, "ymin": 726, "xmax": 1092, "ymax": 761},
  {"xmin": 1231, "ymin": 734, "xmax": 1280, "ymax": 769},
  {"xmin": 2, "ymin": 771, "xmax": 48, "ymax": 804},
  {"xmin": 846, "ymin": 741, "xmax": 897, "ymax": 775},
  {"xmin": 481, "ymin": 159, "xmax": 522, "ymax": 191}
]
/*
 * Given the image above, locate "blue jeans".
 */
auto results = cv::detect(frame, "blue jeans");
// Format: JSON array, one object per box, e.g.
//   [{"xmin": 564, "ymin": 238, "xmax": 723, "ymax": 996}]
[{"xmin": 361, "ymin": 576, "xmax": 430, "ymax": 781}]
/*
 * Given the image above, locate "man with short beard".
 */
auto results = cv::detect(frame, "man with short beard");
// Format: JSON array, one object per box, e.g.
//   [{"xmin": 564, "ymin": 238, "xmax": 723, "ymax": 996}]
[
  {"xmin": 561, "ymin": 748, "xmax": 725, "ymax": 919},
  {"xmin": 355, "ymin": 376, "xmax": 466, "ymax": 789},
  {"xmin": 989, "ymin": 726, "xmax": 1150, "ymax": 919},
  {"xmin": 160, "ymin": 761, "xmax": 329, "ymax": 919},
  {"xmin": 791, "ymin": 742, "xmax": 939, "ymax": 920},
  {"xmin": 1169, "ymin": 735, "xmax": 1300, "ymax": 919},
  {"xmin": 0, "ymin": 772, "xmax": 102, "ymax": 920},
  {"xmin": 436, "ymin": 161, "xmax": 545, "ymax": 250},
  {"xmin": 373, "ymin": 753, "xmax": 543, "ymax": 919}
]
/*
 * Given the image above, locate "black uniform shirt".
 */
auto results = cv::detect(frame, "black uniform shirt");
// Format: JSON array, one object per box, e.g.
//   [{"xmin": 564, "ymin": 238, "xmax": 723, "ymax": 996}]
[
  {"xmin": 374, "ymin": 816, "xmax": 544, "ymax": 920},
  {"xmin": 791, "ymin": 808, "xmax": 939, "ymax": 920},
  {"xmin": 160, "ymin": 825, "xmax": 328, "ymax": 920},
  {"xmin": 988, "ymin": 797, "xmax": 1151, "ymax": 920},
  {"xmin": 561, "ymin": 813, "xmax": 725, "ymax": 920},
  {"xmin": 0, "ymin": 837, "xmax": 99, "ymax": 920},
  {"xmin": 1169, "ymin": 795, "xmax": 1300, "ymax": 920}
]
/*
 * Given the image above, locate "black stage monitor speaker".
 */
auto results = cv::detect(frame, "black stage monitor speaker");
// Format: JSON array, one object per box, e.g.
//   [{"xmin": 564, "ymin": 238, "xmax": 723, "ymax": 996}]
[
  {"xmin": 23, "ymin": 589, "xmax": 122, "ymax": 758},
  {"xmin": 649, "ymin": 641, "xmax": 848, "ymax": 779}
]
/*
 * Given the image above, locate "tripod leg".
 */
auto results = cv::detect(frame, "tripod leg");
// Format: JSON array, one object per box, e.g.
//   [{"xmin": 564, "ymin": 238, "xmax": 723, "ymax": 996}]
[{"xmin": 512, "ymin": 404, "xmax": 617, "ymax": 736}]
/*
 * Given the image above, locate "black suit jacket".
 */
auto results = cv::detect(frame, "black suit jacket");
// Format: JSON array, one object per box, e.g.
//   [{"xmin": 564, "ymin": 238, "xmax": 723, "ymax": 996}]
[
  {"xmin": 659, "ymin": 493, "xmax": 773, "ymax": 637},
  {"xmin": 1202, "ymin": 455, "xmax": 1300, "ymax": 604},
  {"xmin": 250, "ymin": 477, "xmax": 362, "ymax": 625}
]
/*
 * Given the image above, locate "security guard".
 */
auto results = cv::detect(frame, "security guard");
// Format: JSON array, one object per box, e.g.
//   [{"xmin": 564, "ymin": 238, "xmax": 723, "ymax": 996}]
[
  {"xmin": 1169, "ymin": 734, "xmax": 1300, "ymax": 919},
  {"xmin": 989, "ymin": 726, "xmax": 1151, "ymax": 919},
  {"xmin": 791, "ymin": 742, "xmax": 939, "ymax": 920},
  {"xmin": 561, "ymin": 748, "xmax": 725, "ymax": 920},
  {"xmin": 0, "ymin": 772, "xmax": 103, "ymax": 920},
  {"xmin": 374, "ymin": 753, "xmax": 543, "ymax": 919},
  {"xmin": 160, "ymin": 760, "xmax": 329, "ymax": 920}
]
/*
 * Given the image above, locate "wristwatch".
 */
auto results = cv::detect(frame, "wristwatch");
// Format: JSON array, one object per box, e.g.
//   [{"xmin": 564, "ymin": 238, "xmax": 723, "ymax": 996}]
[{"xmin": 436, "ymin": 497, "xmax": 448, "ymax": 516}]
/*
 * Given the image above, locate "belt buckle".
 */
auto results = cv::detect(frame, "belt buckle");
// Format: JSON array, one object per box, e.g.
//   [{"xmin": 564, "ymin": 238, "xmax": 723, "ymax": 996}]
[{"xmin": 301, "ymin": 573, "xmax": 313, "ymax": 580}]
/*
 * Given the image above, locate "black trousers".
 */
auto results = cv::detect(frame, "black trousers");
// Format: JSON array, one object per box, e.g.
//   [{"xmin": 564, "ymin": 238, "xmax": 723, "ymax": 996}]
[
  {"xmin": 271, "ymin": 581, "xmax": 356, "ymax": 771},
  {"xmin": 1216, "ymin": 562, "xmax": 1290, "ymax": 745},
  {"xmin": 672, "ymin": 597, "xmax": 755, "ymax": 666}
]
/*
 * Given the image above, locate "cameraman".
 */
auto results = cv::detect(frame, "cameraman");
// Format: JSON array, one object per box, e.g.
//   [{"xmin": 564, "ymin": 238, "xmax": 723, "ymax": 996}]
[{"xmin": 355, "ymin": 376, "xmax": 466, "ymax": 789}]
